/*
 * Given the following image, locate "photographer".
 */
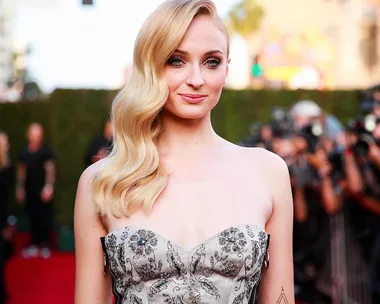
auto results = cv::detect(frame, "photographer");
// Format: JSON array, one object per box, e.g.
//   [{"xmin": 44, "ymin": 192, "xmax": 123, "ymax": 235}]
[
  {"xmin": 276, "ymin": 101, "xmax": 345, "ymax": 303},
  {"xmin": 238, "ymin": 122, "xmax": 274, "ymax": 151},
  {"xmin": 368, "ymin": 123, "xmax": 380, "ymax": 169},
  {"xmin": 272, "ymin": 131, "xmax": 344, "ymax": 303},
  {"xmin": 289, "ymin": 102, "xmax": 344, "ymax": 217},
  {"xmin": 84, "ymin": 120, "xmax": 113, "ymax": 167},
  {"xmin": 371, "ymin": 87, "xmax": 380, "ymax": 118},
  {"xmin": 343, "ymin": 114, "xmax": 380, "ymax": 302},
  {"xmin": 241, "ymin": 97, "xmax": 378, "ymax": 301}
]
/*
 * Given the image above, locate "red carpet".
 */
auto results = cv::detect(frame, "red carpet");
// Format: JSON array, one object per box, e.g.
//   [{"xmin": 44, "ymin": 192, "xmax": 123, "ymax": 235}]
[{"xmin": 5, "ymin": 233, "xmax": 75, "ymax": 304}]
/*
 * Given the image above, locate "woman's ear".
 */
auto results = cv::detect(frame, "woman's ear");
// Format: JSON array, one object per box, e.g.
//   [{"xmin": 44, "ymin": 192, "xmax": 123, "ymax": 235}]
[{"xmin": 226, "ymin": 57, "xmax": 231, "ymax": 78}]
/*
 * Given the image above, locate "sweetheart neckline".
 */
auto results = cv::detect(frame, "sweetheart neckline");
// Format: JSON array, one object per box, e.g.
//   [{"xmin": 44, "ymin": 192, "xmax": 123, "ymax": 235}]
[{"xmin": 104, "ymin": 223, "xmax": 269, "ymax": 252}]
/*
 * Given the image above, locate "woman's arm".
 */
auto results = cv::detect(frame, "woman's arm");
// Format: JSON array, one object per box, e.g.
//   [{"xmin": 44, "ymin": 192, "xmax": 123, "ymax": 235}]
[
  {"xmin": 74, "ymin": 164, "xmax": 112, "ymax": 304},
  {"xmin": 258, "ymin": 153, "xmax": 295, "ymax": 304}
]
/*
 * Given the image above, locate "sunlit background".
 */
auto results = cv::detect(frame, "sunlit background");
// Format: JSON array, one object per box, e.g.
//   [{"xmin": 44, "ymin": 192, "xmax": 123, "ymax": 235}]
[{"xmin": 1, "ymin": 0, "xmax": 380, "ymax": 100}]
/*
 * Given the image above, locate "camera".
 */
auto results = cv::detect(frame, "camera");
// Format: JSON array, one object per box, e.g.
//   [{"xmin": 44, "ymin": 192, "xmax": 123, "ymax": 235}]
[
  {"xmin": 348, "ymin": 114, "xmax": 379, "ymax": 156},
  {"xmin": 271, "ymin": 107, "xmax": 294, "ymax": 138}
]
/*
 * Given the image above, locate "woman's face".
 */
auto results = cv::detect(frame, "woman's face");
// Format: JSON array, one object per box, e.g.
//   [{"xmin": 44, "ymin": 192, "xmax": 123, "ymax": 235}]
[{"xmin": 164, "ymin": 15, "xmax": 229, "ymax": 120}]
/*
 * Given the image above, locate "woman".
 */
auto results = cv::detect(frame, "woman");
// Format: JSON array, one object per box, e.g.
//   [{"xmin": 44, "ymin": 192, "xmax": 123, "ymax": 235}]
[{"xmin": 74, "ymin": 0, "xmax": 294, "ymax": 303}]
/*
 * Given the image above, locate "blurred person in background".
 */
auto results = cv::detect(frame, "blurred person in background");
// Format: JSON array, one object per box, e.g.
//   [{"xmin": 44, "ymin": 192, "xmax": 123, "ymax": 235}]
[
  {"xmin": 240, "ymin": 96, "xmax": 379, "ymax": 302},
  {"xmin": 289, "ymin": 100, "xmax": 322, "ymax": 132},
  {"xmin": 257, "ymin": 123, "xmax": 273, "ymax": 150},
  {"xmin": 0, "ymin": 132, "xmax": 15, "ymax": 303},
  {"xmin": 0, "ymin": 132, "xmax": 14, "ymax": 239},
  {"xmin": 16, "ymin": 123, "xmax": 55, "ymax": 259},
  {"xmin": 273, "ymin": 133, "xmax": 344, "ymax": 303},
  {"xmin": 343, "ymin": 115, "xmax": 380, "ymax": 303},
  {"xmin": 269, "ymin": 100, "xmax": 346, "ymax": 303},
  {"xmin": 84, "ymin": 120, "xmax": 113, "ymax": 167},
  {"xmin": 369, "ymin": 122, "xmax": 380, "ymax": 168},
  {"xmin": 239, "ymin": 122, "xmax": 273, "ymax": 150},
  {"xmin": 371, "ymin": 87, "xmax": 380, "ymax": 118}
]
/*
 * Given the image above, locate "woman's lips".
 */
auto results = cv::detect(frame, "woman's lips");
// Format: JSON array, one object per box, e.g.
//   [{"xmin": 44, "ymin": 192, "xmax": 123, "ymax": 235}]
[{"xmin": 179, "ymin": 94, "xmax": 207, "ymax": 104}]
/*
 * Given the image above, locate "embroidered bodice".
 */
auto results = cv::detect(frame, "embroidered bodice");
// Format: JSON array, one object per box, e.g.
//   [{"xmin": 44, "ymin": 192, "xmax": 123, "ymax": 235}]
[{"xmin": 101, "ymin": 224, "xmax": 270, "ymax": 304}]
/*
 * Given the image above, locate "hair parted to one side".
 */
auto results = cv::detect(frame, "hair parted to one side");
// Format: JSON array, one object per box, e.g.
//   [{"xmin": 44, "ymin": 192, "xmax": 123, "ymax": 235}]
[{"xmin": 92, "ymin": 0, "xmax": 230, "ymax": 217}]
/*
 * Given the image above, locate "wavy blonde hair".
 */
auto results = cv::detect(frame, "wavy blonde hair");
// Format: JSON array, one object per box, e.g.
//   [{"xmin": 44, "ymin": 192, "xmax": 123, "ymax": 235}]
[{"xmin": 92, "ymin": 0, "xmax": 230, "ymax": 217}]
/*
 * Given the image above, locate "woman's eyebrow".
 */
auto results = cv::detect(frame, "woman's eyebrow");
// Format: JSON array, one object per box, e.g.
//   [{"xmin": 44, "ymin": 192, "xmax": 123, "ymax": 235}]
[{"xmin": 173, "ymin": 49, "xmax": 224, "ymax": 56}]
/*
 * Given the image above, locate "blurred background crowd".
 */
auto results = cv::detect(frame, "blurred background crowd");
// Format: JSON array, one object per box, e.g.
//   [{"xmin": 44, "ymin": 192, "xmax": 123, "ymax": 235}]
[
  {"xmin": 0, "ymin": 0, "xmax": 380, "ymax": 303},
  {"xmin": 238, "ymin": 87, "xmax": 380, "ymax": 304}
]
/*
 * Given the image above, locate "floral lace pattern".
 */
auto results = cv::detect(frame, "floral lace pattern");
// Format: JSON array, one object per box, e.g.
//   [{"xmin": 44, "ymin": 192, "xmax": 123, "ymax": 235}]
[{"xmin": 102, "ymin": 224, "xmax": 270, "ymax": 304}]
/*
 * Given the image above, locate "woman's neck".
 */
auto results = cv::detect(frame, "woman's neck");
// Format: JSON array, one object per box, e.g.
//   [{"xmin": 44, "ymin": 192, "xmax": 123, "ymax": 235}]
[{"xmin": 157, "ymin": 112, "xmax": 222, "ymax": 156}]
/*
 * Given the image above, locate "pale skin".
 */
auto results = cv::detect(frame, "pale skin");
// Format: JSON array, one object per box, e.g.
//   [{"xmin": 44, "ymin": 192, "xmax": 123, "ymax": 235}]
[{"xmin": 74, "ymin": 15, "xmax": 294, "ymax": 304}]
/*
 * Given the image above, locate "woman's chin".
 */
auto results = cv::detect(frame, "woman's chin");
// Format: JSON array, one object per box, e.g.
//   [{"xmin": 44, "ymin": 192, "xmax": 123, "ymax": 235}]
[
  {"xmin": 164, "ymin": 106, "xmax": 211, "ymax": 120},
  {"xmin": 173, "ymin": 112, "xmax": 208, "ymax": 120},
  {"xmin": 164, "ymin": 102, "xmax": 216, "ymax": 120}
]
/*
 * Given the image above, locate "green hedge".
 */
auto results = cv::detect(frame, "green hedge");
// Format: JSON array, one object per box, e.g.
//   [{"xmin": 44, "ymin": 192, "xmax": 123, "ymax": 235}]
[{"xmin": 0, "ymin": 88, "xmax": 361, "ymax": 229}]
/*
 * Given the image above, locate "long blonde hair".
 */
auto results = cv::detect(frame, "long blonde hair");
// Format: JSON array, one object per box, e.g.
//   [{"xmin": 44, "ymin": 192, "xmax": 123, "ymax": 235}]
[
  {"xmin": 92, "ymin": 0, "xmax": 230, "ymax": 217},
  {"xmin": 0, "ymin": 132, "xmax": 9, "ymax": 169}
]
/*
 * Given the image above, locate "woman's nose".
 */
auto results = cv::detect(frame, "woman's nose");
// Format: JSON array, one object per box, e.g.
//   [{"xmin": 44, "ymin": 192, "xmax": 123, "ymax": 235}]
[{"xmin": 185, "ymin": 65, "xmax": 204, "ymax": 89}]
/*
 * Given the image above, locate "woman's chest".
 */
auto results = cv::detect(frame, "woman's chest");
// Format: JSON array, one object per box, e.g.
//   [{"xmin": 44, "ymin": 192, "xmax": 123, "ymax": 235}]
[{"xmin": 107, "ymin": 165, "xmax": 272, "ymax": 249}]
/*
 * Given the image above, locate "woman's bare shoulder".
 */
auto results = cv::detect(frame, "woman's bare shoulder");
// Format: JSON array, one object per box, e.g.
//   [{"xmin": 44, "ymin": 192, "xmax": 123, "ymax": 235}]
[
  {"xmin": 80, "ymin": 158, "xmax": 108, "ymax": 183},
  {"xmin": 75, "ymin": 158, "xmax": 109, "ymax": 216},
  {"xmin": 237, "ymin": 146, "xmax": 290, "ymax": 186},
  {"xmin": 233, "ymin": 145, "xmax": 287, "ymax": 169}
]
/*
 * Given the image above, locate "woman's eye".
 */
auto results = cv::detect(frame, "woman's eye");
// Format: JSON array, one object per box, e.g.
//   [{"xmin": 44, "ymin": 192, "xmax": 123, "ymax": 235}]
[
  {"xmin": 167, "ymin": 57, "xmax": 184, "ymax": 67},
  {"xmin": 205, "ymin": 58, "xmax": 221, "ymax": 68}
]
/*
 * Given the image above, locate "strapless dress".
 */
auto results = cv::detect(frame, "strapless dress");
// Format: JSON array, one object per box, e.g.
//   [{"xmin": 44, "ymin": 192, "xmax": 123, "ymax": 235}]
[{"xmin": 101, "ymin": 224, "xmax": 270, "ymax": 304}]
